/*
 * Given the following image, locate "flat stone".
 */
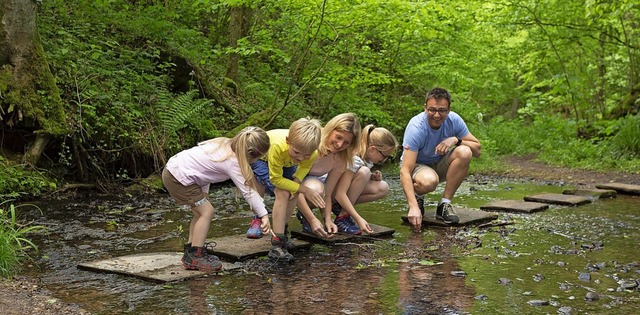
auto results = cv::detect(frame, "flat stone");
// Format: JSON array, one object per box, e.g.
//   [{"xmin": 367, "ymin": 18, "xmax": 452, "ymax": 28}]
[
  {"xmin": 563, "ymin": 188, "xmax": 617, "ymax": 198},
  {"xmin": 290, "ymin": 223, "xmax": 395, "ymax": 244},
  {"xmin": 596, "ymin": 183, "xmax": 640, "ymax": 195},
  {"xmin": 402, "ymin": 207, "xmax": 499, "ymax": 227},
  {"xmin": 207, "ymin": 234, "xmax": 311, "ymax": 261},
  {"xmin": 480, "ymin": 200, "xmax": 549, "ymax": 213},
  {"xmin": 77, "ymin": 252, "xmax": 240, "ymax": 283},
  {"xmin": 523, "ymin": 193, "xmax": 591, "ymax": 206}
]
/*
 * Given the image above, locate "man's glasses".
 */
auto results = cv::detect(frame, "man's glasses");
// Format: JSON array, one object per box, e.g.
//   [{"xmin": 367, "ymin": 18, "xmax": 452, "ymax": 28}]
[{"xmin": 426, "ymin": 107, "xmax": 449, "ymax": 115}]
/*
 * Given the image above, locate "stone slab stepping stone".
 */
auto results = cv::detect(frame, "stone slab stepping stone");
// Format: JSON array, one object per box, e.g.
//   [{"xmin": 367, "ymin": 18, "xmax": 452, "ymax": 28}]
[
  {"xmin": 596, "ymin": 183, "xmax": 640, "ymax": 195},
  {"xmin": 401, "ymin": 207, "xmax": 499, "ymax": 227},
  {"xmin": 563, "ymin": 188, "xmax": 617, "ymax": 199},
  {"xmin": 290, "ymin": 223, "xmax": 395, "ymax": 244},
  {"xmin": 77, "ymin": 252, "xmax": 240, "ymax": 283},
  {"xmin": 480, "ymin": 200, "xmax": 550, "ymax": 213},
  {"xmin": 523, "ymin": 193, "xmax": 591, "ymax": 206},
  {"xmin": 207, "ymin": 235, "xmax": 311, "ymax": 261}
]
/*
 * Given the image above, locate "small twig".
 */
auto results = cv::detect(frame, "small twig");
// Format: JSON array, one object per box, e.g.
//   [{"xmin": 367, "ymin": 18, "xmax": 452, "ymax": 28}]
[{"xmin": 478, "ymin": 221, "xmax": 515, "ymax": 229}]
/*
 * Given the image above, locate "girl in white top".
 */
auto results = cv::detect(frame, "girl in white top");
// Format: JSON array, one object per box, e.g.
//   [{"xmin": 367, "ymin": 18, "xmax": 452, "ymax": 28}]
[
  {"xmin": 162, "ymin": 126, "xmax": 271, "ymax": 272},
  {"xmin": 333, "ymin": 124, "xmax": 399, "ymax": 234},
  {"xmin": 296, "ymin": 113, "xmax": 361, "ymax": 237}
]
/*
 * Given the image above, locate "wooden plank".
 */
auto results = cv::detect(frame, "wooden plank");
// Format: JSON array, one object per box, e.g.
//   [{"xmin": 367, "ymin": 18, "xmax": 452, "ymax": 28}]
[
  {"xmin": 596, "ymin": 183, "xmax": 640, "ymax": 195},
  {"xmin": 290, "ymin": 223, "xmax": 395, "ymax": 244},
  {"xmin": 480, "ymin": 200, "xmax": 550, "ymax": 213},
  {"xmin": 562, "ymin": 188, "xmax": 617, "ymax": 199},
  {"xmin": 77, "ymin": 252, "xmax": 240, "ymax": 283},
  {"xmin": 524, "ymin": 193, "xmax": 591, "ymax": 206},
  {"xmin": 207, "ymin": 235, "xmax": 311, "ymax": 261},
  {"xmin": 401, "ymin": 207, "xmax": 499, "ymax": 227}
]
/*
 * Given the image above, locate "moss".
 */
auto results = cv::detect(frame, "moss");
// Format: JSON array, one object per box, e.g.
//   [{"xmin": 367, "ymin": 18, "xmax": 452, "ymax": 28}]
[{"xmin": 0, "ymin": 32, "xmax": 68, "ymax": 136}]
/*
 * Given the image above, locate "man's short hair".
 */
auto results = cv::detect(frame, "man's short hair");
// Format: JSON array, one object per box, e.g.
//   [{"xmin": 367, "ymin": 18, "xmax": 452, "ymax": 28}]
[{"xmin": 425, "ymin": 87, "xmax": 451, "ymax": 106}]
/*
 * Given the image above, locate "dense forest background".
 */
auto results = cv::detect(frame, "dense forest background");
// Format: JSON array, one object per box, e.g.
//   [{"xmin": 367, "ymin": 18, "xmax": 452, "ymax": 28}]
[{"xmin": 1, "ymin": 0, "xmax": 639, "ymax": 199}]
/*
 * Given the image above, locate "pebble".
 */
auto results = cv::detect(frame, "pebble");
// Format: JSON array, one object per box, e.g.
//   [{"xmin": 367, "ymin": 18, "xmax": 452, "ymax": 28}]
[
  {"xmin": 527, "ymin": 300, "xmax": 549, "ymax": 306},
  {"xmin": 585, "ymin": 292, "xmax": 599, "ymax": 301},
  {"xmin": 557, "ymin": 306, "xmax": 572, "ymax": 314},
  {"xmin": 578, "ymin": 272, "xmax": 591, "ymax": 281}
]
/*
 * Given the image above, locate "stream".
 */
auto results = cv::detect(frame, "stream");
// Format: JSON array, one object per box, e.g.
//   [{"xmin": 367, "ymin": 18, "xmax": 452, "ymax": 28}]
[{"xmin": 18, "ymin": 169, "xmax": 640, "ymax": 314}]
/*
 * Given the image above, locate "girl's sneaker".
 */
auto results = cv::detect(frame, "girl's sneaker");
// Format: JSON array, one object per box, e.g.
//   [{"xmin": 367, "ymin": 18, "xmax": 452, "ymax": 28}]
[
  {"xmin": 334, "ymin": 214, "xmax": 362, "ymax": 235},
  {"xmin": 182, "ymin": 246, "xmax": 222, "ymax": 272},
  {"xmin": 246, "ymin": 215, "xmax": 263, "ymax": 239}
]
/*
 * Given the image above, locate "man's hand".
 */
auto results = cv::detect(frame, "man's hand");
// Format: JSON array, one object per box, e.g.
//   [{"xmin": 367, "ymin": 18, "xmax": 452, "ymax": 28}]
[{"xmin": 407, "ymin": 206, "xmax": 422, "ymax": 232}]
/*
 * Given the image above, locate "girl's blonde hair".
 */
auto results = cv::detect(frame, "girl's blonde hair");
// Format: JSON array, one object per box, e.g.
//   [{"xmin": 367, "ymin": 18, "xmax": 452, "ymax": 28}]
[
  {"xmin": 356, "ymin": 124, "xmax": 399, "ymax": 162},
  {"xmin": 199, "ymin": 126, "xmax": 270, "ymax": 191},
  {"xmin": 319, "ymin": 113, "xmax": 361, "ymax": 168},
  {"xmin": 287, "ymin": 117, "xmax": 323, "ymax": 154}
]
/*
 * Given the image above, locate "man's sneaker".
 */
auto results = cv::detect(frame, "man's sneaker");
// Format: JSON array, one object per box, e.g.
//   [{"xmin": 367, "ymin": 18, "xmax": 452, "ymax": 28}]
[
  {"xmin": 331, "ymin": 201, "xmax": 343, "ymax": 217},
  {"xmin": 182, "ymin": 246, "xmax": 222, "ymax": 272},
  {"xmin": 416, "ymin": 194, "xmax": 425, "ymax": 216},
  {"xmin": 295, "ymin": 211, "xmax": 313, "ymax": 233},
  {"xmin": 268, "ymin": 235, "xmax": 294, "ymax": 262},
  {"xmin": 436, "ymin": 202, "xmax": 459, "ymax": 224},
  {"xmin": 246, "ymin": 215, "xmax": 263, "ymax": 239},
  {"xmin": 334, "ymin": 214, "xmax": 362, "ymax": 235}
]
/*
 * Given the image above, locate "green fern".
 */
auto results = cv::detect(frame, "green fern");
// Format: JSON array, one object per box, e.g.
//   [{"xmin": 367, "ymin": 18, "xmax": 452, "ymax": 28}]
[{"xmin": 156, "ymin": 90, "xmax": 210, "ymax": 134}]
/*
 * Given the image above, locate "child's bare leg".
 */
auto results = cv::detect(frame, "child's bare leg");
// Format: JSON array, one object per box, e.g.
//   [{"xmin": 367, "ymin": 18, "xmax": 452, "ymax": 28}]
[
  {"xmin": 356, "ymin": 180, "xmax": 390, "ymax": 204},
  {"xmin": 190, "ymin": 201, "xmax": 215, "ymax": 246},
  {"xmin": 272, "ymin": 188, "xmax": 291, "ymax": 234}
]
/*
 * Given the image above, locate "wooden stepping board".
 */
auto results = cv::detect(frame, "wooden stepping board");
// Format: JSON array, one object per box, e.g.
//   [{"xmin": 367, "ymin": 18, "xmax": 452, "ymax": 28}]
[
  {"xmin": 563, "ymin": 188, "xmax": 617, "ymax": 199},
  {"xmin": 207, "ymin": 235, "xmax": 311, "ymax": 261},
  {"xmin": 290, "ymin": 223, "xmax": 395, "ymax": 244},
  {"xmin": 77, "ymin": 252, "xmax": 240, "ymax": 283},
  {"xmin": 480, "ymin": 200, "xmax": 549, "ymax": 213},
  {"xmin": 523, "ymin": 193, "xmax": 591, "ymax": 206},
  {"xmin": 596, "ymin": 183, "xmax": 640, "ymax": 195},
  {"xmin": 401, "ymin": 207, "xmax": 499, "ymax": 227}
]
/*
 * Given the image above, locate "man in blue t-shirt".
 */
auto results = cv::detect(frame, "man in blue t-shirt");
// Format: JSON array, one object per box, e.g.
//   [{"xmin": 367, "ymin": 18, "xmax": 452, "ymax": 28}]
[{"xmin": 400, "ymin": 87, "xmax": 481, "ymax": 230}]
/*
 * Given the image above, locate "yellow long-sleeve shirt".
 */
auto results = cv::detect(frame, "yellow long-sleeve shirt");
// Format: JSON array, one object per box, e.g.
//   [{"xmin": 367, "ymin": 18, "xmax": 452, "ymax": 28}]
[{"xmin": 265, "ymin": 129, "xmax": 318, "ymax": 194}]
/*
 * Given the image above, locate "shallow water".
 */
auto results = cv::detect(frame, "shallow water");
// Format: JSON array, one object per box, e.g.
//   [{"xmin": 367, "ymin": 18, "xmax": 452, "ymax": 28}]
[{"xmin": 19, "ymin": 170, "xmax": 640, "ymax": 314}]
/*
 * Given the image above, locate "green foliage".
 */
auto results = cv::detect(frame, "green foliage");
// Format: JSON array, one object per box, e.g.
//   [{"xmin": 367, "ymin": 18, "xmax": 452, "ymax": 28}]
[
  {"xmin": 0, "ymin": 202, "xmax": 45, "ymax": 278},
  {"xmin": 155, "ymin": 90, "xmax": 212, "ymax": 135},
  {"xmin": 19, "ymin": 0, "xmax": 639, "ymax": 184},
  {"xmin": 609, "ymin": 114, "xmax": 640, "ymax": 158},
  {"xmin": 0, "ymin": 157, "xmax": 57, "ymax": 200}
]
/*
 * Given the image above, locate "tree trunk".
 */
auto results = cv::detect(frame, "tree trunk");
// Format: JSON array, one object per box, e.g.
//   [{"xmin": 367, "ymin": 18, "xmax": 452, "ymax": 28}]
[
  {"xmin": 224, "ymin": 5, "xmax": 252, "ymax": 92},
  {"xmin": 0, "ymin": 0, "xmax": 67, "ymax": 165}
]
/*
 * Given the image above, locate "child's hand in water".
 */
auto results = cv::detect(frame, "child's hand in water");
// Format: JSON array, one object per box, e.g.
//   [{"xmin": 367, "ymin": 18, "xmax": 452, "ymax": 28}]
[{"xmin": 354, "ymin": 217, "xmax": 374, "ymax": 234}]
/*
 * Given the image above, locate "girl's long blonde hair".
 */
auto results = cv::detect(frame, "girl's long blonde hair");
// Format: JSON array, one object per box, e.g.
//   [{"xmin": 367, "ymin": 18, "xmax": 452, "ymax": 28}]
[
  {"xmin": 199, "ymin": 126, "xmax": 270, "ymax": 191},
  {"xmin": 319, "ymin": 113, "xmax": 361, "ymax": 168},
  {"xmin": 356, "ymin": 124, "xmax": 398, "ymax": 163}
]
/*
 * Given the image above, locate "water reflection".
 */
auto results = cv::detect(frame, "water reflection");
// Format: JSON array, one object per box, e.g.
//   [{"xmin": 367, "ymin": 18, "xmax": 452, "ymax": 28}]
[{"xmin": 398, "ymin": 232, "xmax": 474, "ymax": 315}]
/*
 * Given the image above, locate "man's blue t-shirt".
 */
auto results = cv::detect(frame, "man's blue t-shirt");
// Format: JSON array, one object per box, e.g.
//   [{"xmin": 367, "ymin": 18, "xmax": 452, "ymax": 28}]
[{"xmin": 401, "ymin": 111, "xmax": 469, "ymax": 165}]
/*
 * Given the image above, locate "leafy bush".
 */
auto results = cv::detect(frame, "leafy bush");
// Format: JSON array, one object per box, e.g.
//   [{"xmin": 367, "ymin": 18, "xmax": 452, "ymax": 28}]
[
  {"xmin": 0, "ymin": 202, "xmax": 44, "ymax": 278},
  {"xmin": 0, "ymin": 157, "xmax": 56, "ymax": 200}
]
